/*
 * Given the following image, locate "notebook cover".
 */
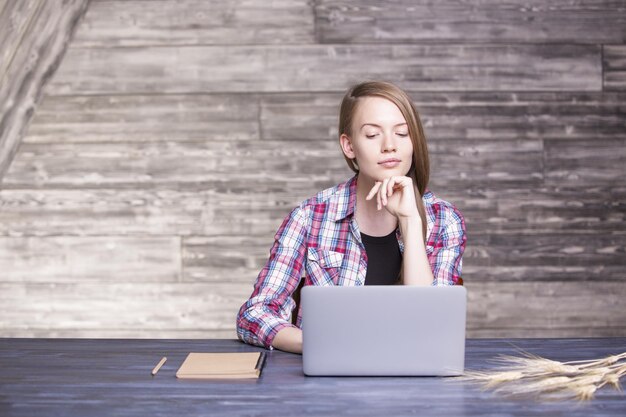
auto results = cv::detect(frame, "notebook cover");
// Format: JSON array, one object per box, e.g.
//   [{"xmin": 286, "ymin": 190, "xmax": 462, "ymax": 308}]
[{"xmin": 176, "ymin": 352, "xmax": 263, "ymax": 379}]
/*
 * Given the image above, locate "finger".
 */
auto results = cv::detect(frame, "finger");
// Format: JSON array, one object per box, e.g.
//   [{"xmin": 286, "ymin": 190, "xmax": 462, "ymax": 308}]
[
  {"xmin": 366, "ymin": 182, "xmax": 381, "ymax": 201},
  {"xmin": 377, "ymin": 184, "xmax": 382, "ymax": 210},
  {"xmin": 387, "ymin": 176, "xmax": 397, "ymax": 198},
  {"xmin": 391, "ymin": 176, "xmax": 412, "ymax": 196},
  {"xmin": 381, "ymin": 178, "xmax": 390, "ymax": 205}
]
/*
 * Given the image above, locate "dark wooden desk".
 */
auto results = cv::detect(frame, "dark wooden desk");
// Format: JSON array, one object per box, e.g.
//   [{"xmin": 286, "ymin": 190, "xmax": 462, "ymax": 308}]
[{"xmin": 1, "ymin": 338, "xmax": 625, "ymax": 416}]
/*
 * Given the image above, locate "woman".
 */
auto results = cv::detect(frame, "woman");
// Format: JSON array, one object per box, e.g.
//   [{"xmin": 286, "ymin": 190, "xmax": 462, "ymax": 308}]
[{"xmin": 236, "ymin": 81, "xmax": 466, "ymax": 354}]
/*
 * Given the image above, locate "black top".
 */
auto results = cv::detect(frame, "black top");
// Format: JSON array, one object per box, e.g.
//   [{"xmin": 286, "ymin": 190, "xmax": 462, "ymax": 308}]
[{"xmin": 361, "ymin": 229, "xmax": 402, "ymax": 285}]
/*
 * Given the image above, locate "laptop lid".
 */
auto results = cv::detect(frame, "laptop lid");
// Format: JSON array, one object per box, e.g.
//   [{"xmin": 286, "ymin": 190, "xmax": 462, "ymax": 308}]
[{"xmin": 301, "ymin": 285, "xmax": 467, "ymax": 376}]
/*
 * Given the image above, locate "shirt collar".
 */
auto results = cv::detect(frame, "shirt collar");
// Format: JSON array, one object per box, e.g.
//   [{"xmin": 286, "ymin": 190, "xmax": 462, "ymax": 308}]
[{"xmin": 330, "ymin": 175, "xmax": 358, "ymax": 222}]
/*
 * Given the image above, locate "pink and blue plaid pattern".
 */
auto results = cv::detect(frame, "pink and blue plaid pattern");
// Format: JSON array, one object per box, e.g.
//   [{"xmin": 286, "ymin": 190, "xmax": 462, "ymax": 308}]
[{"xmin": 236, "ymin": 175, "xmax": 467, "ymax": 349}]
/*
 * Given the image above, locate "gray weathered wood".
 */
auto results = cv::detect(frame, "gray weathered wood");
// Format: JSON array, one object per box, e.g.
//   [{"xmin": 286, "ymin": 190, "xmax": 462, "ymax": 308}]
[
  {"xmin": 465, "ymin": 281, "xmax": 626, "ymax": 336},
  {"xmin": 545, "ymin": 138, "xmax": 626, "ymax": 186},
  {"xmin": 0, "ymin": 0, "xmax": 39, "ymax": 78},
  {"xmin": 0, "ymin": 188, "xmax": 309, "ymax": 237},
  {"xmin": 316, "ymin": 0, "xmax": 626, "ymax": 44},
  {"xmin": 188, "ymin": 233, "xmax": 626, "ymax": 285},
  {"xmin": 463, "ymin": 265, "xmax": 625, "ymax": 286},
  {"xmin": 0, "ymin": 282, "xmax": 250, "ymax": 337},
  {"xmin": 2, "ymin": 140, "xmax": 351, "ymax": 189},
  {"xmin": 432, "ymin": 185, "xmax": 626, "ymax": 235},
  {"xmin": 3, "ymin": 138, "xmax": 549, "ymax": 189},
  {"xmin": 25, "ymin": 91, "xmax": 626, "ymax": 144},
  {"xmin": 183, "ymin": 236, "xmax": 269, "ymax": 283},
  {"xmin": 0, "ymin": 236, "xmax": 181, "ymax": 282},
  {"xmin": 1, "ymin": 338, "xmax": 626, "ymax": 416},
  {"xmin": 429, "ymin": 138, "xmax": 544, "ymax": 187},
  {"xmin": 260, "ymin": 92, "xmax": 626, "ymax": 141},
  {"xmin": 46, "ymin": 44, "xmax": 602, "ymax": 94},
  {"xmin": 0, "ymin": 0, "xmax": 89, "ymax": 183},
  {"xmin": 8, "ymin": 125, "xmax": 622, "ymax": 194},
  {"xmin": 604, "ymin": 45, "xmax": 626, "ymax": 90},
  {"xmin": 260, "ymin": 93, "xmax": 343, "ymax": 140},
  {"xmin": 1, "ymin": 185, "xmax": 624, "ymax": 238},
  {"xmin": 72, "ymin": 0, "xmax": 314, "ymax": 46},
  {"xmin": 464, "ymin": 233, "xmax": 625, "ymax": 281},
  {"xmin": 23, "ymin": 94, "xmax": 260, "ymax": 143},
  {"xmin": 0, "ymin": 281, "xmax": 624, "ymax": 338},
  {"xmin": 1, "ymin": 0, "xmax": 624, "ymax": 340}
]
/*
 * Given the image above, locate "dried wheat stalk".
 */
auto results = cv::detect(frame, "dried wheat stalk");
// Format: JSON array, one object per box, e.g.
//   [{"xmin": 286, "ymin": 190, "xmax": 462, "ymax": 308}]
[{"xmin": 458, "ymin": 350, "xmax": 626, "ymax": 401}]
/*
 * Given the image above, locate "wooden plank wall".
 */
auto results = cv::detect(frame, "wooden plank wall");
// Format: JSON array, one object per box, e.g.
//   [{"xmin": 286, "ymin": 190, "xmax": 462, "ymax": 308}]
[
  {"xmin": 0, "ymin": 0, "xmax": 624, "ymax": 338},
  {"xmin": 0, "ymin": 0, "xmax": 89, "ymax": 182}
]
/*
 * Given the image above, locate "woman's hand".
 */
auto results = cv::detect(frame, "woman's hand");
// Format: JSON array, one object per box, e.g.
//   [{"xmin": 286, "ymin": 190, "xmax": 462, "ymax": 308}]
[{"xmin": 366, "ymin": 176, "xmax": 420, "ymax": 219}]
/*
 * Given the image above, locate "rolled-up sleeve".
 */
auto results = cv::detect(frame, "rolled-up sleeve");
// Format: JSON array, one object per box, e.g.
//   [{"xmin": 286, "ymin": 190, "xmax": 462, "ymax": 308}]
[
  {"xmin": 236, "ymin": 205, "xmax": 309, "ymax": 349},
  {"xmin": 430, "ymin": 205, "xmax": 467, "ymax": 286}
]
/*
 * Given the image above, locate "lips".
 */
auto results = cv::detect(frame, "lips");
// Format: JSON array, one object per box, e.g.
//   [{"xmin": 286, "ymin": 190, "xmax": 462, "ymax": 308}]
[
  {"xmin": 378, "ymin": 158, "xmax": 401, "ymax": 168},
  {"xmin": 378, "ymin": 158, "xmax": 401, "ymax": 164}
]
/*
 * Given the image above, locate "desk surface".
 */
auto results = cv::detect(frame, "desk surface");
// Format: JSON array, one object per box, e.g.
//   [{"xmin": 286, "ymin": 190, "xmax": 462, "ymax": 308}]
[{"xmin": 1, "ymin": 337, "xmax": 625, "ymax": 417}]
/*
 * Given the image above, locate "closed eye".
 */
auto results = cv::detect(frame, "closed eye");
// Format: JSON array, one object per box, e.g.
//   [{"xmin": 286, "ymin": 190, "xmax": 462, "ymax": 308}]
[
  {"xmin": 365, "ymin": 134, "xmax": 378, "ymax": 139},
  {"xmin": 396, "ymin": 132, "xmax": 409, "ymax": 137}
]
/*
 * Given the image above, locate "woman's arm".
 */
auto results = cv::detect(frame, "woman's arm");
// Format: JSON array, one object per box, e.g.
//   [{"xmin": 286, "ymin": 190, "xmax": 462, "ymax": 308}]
[
  {"xmin": 399, "ymin": 216, "xmax": 434, "ymax": 286},
  {"xmin": 429, "ymin": 207, "xmax": 467, "ymax": 285},
  {"xmin": 370, "ymin": 176, "xmax": 435, "ymax": 286},
  {"xmin": 401, "ymin": 200, "xmax": 467, "ymax": 286},
  {"xmin": 236, "ymin": 205, "xmax": 309, "ymax": 350},
  {"xmin": 272, "ymin": 326, "xmax": 303, "ymax": 353}
]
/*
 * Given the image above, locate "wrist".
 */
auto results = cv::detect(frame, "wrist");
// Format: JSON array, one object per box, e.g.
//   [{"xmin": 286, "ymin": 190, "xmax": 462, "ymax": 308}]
[
  {"xmin": 399, "ymin": 215, "xmax": 424, "ymax": 242},
  {"xmin": 398, "ymin": 214, "xmax": 422, "ymax": 229}
]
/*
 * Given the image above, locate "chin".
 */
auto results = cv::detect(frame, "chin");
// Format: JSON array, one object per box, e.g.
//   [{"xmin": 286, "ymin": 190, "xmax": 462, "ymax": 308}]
[
  {"xmin": 382, "ymin": 166, "xmax": 410, "ymax": 177},
  {"xmin": 363, "ymin": 167, "xmax": 409, "ymax": 182}
]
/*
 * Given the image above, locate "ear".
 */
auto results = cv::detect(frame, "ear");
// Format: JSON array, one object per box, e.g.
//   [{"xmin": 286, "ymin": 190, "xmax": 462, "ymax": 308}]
[{"xmin": 339, "ymin": 133, "xmax": 356, "ymax": 159}]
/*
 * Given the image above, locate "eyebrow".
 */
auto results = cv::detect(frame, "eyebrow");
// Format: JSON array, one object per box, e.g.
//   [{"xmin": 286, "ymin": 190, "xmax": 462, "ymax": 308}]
[{"xmin": 360, "ymin": 123, "xmax": 407, "ymax": 129}]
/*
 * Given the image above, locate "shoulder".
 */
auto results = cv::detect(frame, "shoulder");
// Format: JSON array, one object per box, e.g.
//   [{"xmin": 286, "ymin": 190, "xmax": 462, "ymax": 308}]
[
  {"xmin": 279, "ymin": 177, "xmax": 355, "ymax": 231},
  {"xmin": 273, "ymin": 177, "xmax": 354, "ymax": 246},
  {"xmin": 304, "ymin": 179, "xmax": 351, "ymax": 205},
  {"xmin": 423, "ymin": 189, "xmax": 465, "ymax": 229},
  {"xmin": 294, "ymin": 176, "xmax": 354, "ymax": 218}
]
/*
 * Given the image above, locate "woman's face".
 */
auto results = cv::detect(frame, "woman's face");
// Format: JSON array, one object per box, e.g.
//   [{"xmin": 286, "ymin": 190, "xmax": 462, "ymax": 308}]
[{"xmin": 340, "ymin": 96, "xmax": 414, "ymax": 182}]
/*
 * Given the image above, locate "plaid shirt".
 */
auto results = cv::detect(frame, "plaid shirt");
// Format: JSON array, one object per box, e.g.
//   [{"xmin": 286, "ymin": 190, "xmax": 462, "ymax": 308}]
[{"xmin": 236, "ymin": 175, "xmax": 466, "ymax": 349}]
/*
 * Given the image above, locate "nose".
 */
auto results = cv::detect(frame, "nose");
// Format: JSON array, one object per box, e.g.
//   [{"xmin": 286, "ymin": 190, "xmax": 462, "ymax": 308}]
[{"xmin": 382, "ymin": 133, "xmax": 396, "ymax": 153}]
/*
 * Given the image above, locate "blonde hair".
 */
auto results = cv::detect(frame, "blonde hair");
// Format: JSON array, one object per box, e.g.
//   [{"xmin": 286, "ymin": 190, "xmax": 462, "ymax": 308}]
[{"xmin": 338, "ymin": 81, "xmax": 429, "ymax": 242}]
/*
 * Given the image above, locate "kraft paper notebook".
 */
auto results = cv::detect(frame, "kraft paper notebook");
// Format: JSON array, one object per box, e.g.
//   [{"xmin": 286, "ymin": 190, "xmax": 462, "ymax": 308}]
[{"xmin": 176, "ymin": 352, "xmax": 266, "ymax": 379}]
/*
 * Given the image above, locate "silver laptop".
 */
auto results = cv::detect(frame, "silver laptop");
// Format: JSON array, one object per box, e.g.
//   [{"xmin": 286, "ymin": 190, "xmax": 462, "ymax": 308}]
[{"xmin": 301, "ymin": 285, "xmax": 466, "ymax": 376}]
